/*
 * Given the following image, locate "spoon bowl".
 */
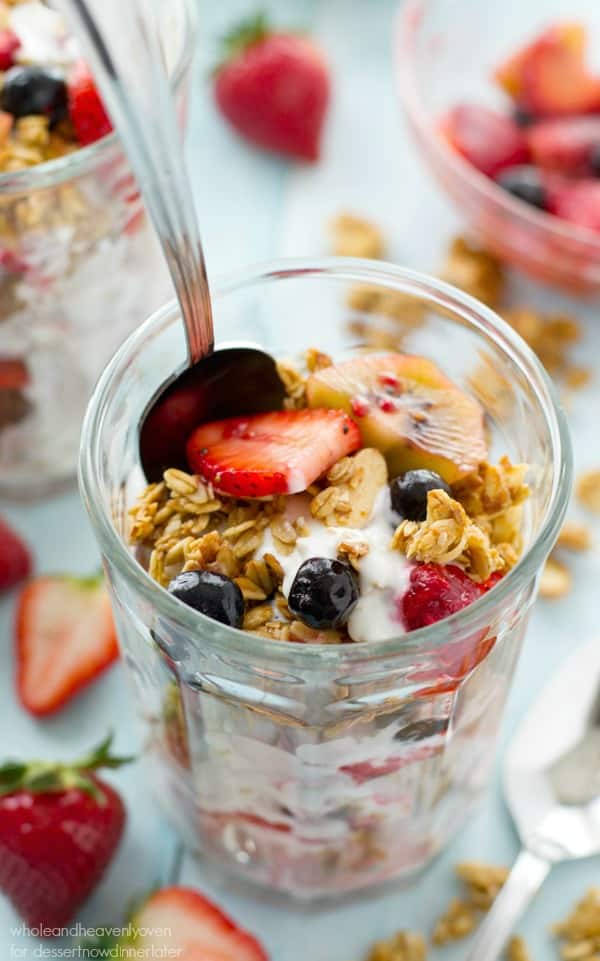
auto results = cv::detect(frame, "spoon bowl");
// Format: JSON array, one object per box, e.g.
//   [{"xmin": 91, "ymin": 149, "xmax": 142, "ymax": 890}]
[
  {"xmin": 139, "ymin": 344, "xmax": 285, "ymax": 482},
  {"xmin": 464, "ymin": 636, "xmax": 600, "ymax": 961}
]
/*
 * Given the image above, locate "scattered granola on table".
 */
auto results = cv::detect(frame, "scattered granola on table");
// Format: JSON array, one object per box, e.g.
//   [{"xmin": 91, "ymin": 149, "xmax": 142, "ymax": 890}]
[
  {"xmin": 431, "ymin": 861, "xmax": 509, "ymax": 944},
  {"xmin": 556, "ymin": 521, "xmax": 592, "ymax": 553},
  {"xmin": 330, "ymin": 212, "xmax": 386, "ymax": 259},
  {"xmin": 553, "ymin": 888, "xmax": 600, "ymax": 961},
  {"xmin": 363, "ymin": 931, "xmax": 427, "ymax": 961},
  {"xmin": 506, "ymin": 935, "xmax": 533, "ymax": 961},
  {"xmin": 129, "ymin": 347, "xmax": 529, "ymax": 642},
  {"xmin": 576, "ymin": 471, "xmax": 600, "ymax": 515},
  {"xmin": 439, "ymin": 235, "xmax": 505, "ymax": 308},
  {"xmin": 539, "ymin": 556, "xmax": 572, "ymax": 600}
]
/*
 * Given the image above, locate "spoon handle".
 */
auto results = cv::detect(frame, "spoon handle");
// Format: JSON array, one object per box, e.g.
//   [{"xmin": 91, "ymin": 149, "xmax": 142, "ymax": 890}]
[
  {"xmin": 463, "ymin": 849, "xmax": 551, "ymax": 961},
  {"xmin": 54, "ymin": 0, "xmax": 213, "ymax": 362}
]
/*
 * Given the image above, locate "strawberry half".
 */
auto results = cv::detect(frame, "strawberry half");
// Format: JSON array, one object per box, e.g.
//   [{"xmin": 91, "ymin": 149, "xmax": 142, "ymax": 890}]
[
  {"xmin": 495, "ymin": 23, "xmax": 600, "ymax": 117},
  {"xmin": 545, "ymin": 177, "xmax": 600, "ymax": 232},
  {"xmin": 214, "ymin": 12, "xmax": 330, "ymax": 162},
  {"xmin": 441, "ymin": 104, "xmax": 529, "ymax": 177},
  {"xmin": 16, "ymin": 573, "xmax": 119, "ymax": 716},
  {"xmin": 0, "ymin": 515, "xmax": 31, "ymax": 592},
  {"xmin": 67, "ymin": 60, "xmax": 112, "ymax": 146},
  {"xmin": 527, "ymin": 117, "xmax": 600, "ymax": 175},
  {"xmin": 187, "ymin": 408, "xmax": 361, "ymax": 497},
  {"xmin": 133, "ymin": 887, "xmax": 269, "ymax": 961},
  {"xmin": 0, "ymin": 735, "xmax": 131, "ymax": 928}
]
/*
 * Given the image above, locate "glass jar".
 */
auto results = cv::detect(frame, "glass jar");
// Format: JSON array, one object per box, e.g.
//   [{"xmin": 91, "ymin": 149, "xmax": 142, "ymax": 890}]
[
  {"xmin": 80, "ymin": 259, "xmax": 571, "ymax": 898},
  {"xmin": 0, "ymin": 0, "xmax": 196, "ymax": 499}
]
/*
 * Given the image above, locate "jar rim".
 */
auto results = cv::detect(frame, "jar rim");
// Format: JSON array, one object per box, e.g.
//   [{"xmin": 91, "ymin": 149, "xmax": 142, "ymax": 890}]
[
  {"xmin": 79, "ymin": 257, "xmax": 572, "ymax": 668},
  {"xmin": 0, "ymin": 0, "xmax": 197, "ymax": 194}
]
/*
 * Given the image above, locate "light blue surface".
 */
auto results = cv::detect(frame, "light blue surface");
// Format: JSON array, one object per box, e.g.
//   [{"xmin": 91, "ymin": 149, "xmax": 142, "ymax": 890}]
[{"xmin": 1, "ymin": 1, "xmax": 600, "ymax": 958}]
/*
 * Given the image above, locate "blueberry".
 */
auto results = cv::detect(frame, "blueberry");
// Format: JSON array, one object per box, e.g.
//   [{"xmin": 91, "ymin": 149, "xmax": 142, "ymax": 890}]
[
  {"xmin": 589, "ymin": 143, "xmax": 600, "ymax": 176},
  {"xmin": 0, "ymin": 66, "xmax": 67, "ymax": 125},
  {"xmin": 168, "ymin": 570, "xmax": 244, "ymax": 628},
  {"xmin": 288, "ymin": 557, "xmax": 359, "ymax": 630},
  {"xmin": 496, "ymin": 166, "xmax": 547, "ymax": 210},
  {"xmin": 390, "ymin": 469, "xmax": 451, "ymax": 521},
  {"xmin": 513, "ymin": 106, "xmax": 534, "ymax": 128}
]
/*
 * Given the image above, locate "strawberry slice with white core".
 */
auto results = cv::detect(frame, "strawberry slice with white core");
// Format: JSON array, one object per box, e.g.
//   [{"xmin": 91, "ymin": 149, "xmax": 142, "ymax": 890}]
[
  {"xmin": 186, "ymin": 408, "xmax": 361, "ymax": 497},
  {"xmin": 133, "ymin": 887, "xmax": 269, "ymax": 961},
  {"xmin": 16, "ymin": 574, "xmax": 118, "ymax": 716}
]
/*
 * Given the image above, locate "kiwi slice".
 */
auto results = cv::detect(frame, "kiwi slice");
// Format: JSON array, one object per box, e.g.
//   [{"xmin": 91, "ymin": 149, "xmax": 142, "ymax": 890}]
[{"xmin": 306, "ymin": 352, "xmax": 487, "ymax": 483}]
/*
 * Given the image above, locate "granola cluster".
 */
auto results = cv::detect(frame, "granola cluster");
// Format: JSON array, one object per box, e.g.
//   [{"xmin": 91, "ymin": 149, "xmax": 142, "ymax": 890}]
[
  {"xmin": 354, "ymin": 868, "xmax": 598, "ymax": 961},
  {"xmin": 432, "ymin": 862, "xmax": 509, "ymax": 944},
  {"xmin": 391, "ymin": 458, "xmax": 528, "ymax": 582},
  {"xmin": 0, "ymin": 112, "xmax": 76, "ymax": 173},
  {"xmin": 553, "ymin": 888, "xmax": 600, "ymax": 961}
]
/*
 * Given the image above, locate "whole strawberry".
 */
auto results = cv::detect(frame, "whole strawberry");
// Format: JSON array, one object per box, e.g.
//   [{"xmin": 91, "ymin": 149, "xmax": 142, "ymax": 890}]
[
  {"xmin": 0, "ymin": 735, "xmax": 131, "ymax": 928},
  {"xmin": 214, "ymin": 13, "xmax": 330, "ymax": 162}
]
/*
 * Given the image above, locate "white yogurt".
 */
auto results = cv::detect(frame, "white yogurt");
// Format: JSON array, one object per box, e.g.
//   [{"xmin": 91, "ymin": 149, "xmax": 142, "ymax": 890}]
[
  {"xmin": 262, "ymin": 487, "xmax": 410, "ymax": 642},
  {"xmin": 11, "ymin": 2, "xmax": 78, "ymax": 69}
]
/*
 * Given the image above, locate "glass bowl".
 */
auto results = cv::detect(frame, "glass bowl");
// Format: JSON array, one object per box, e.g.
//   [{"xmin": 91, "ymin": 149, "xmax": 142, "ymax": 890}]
[
  {"xmin": 0, "ymin": 0, "xmax": 196, "ymax": 500},
  {"xmin": 396, "ymin": 0, "xmax": 600, "ymax": 295},
  {"xmin": 80, "ymin": 258, "xmax": 571, "ymax": 898}
]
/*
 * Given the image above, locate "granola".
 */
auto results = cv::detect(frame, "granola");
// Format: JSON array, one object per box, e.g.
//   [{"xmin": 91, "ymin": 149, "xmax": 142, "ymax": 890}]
[
  {"xmin": 553, "ymin": 888, "xmax": 600, "ymax": 961},
  {"xmin": 539, "ymin": 557, "xmax": 572, "ymax": 600},
  {"xmin": 506, "ymin": 936, "xmax": 533, "ymax": 961},
  {"xmin": 391, "ymin": 485, "xmax": 518, "ymax": 582},
  {"xmin": 330, "ymin": 212, "xmax": 386, "ymax": 259},
  {"xmin": 576, "ymin": 471, "xmax": 600, "ymax": 514},
  {"xmin": 440, "ymin": 236, "xmax": 505, "ymax": 308},
  {"xmin": 363, "ymin": 931, "xmax": 427, "ymax": 961}
]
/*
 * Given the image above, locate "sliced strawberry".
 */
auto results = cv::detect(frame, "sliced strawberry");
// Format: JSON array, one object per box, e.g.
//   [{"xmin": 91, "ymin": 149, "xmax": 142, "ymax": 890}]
[
  {"xmin": 133, "ymin": 887, "xmax": 269, "ymax": 961},
  {"xmin": 186, "ymin": 408, "xmax": 361, "ymax": 497},
  {"xmin": 545, "ymin": 177, "xmax": 600, "ymax": 232},
  {"xmin": 0, "ymin": 29, "xmax": 21, "ymax": 71},
  {"xmin": 67, "ymin": 60, "xmax": 112, "ymax": 146},
  {"xmin": 495, "ymin": 23, "xmax": 600, "ymax": 117},
  {"xmin": 441, "ymin": 104, "xmax": 529, "ymax": 177},
  {"xmin": 16, "ymin": 574, "xmax": 119, "ymax": 716},
  {"xmin": 0, "ymin": 358, "xmax": 28, "ymax": 391},
  {"xmin": 214, "ymin": 13, "xmax": 329, "ymax": 162},
  {"xmin": 527, "ymin": 117, "xmax": 600, "ymax": 174},
  {"xmin": 0, "ymin": 516, "xmax": 32, "ymax": 592},
  {"xmin": 495, "ymin": 23, "xmax": 585, "ymax": 100}
]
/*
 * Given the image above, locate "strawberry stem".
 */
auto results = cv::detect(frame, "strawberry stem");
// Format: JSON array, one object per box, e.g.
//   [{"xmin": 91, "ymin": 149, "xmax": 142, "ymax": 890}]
[
  {"xmin": 216, "ymin": 10, "xmax": 271, "ymax": 68},
  {"xmin": 0, "ymin": 734, "xmax": 134, "ymax": 803}
]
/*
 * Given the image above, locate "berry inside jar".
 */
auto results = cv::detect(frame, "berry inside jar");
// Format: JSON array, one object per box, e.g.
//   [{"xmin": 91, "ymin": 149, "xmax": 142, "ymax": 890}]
[
  {"xmin": 440, "ymin": 21, "xmax": 600, "ymax": 234},
  {"xmin": 129, "ymin": 348, "xmax": 529, "ymax": 644}
]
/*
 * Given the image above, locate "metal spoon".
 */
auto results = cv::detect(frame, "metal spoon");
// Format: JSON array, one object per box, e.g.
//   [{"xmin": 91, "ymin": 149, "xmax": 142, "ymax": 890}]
[
  {"xmin": 464, "ymin": 637, "xmax": 600, "ymax": 961},
  {"xmin": 55, "ymin": 0, "xmax": 284, "ymax": 481}
]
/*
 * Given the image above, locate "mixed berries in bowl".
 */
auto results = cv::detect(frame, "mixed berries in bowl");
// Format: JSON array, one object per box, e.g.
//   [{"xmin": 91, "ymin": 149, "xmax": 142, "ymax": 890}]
[
  {"xmin": 397, "ymin": 0, "xmax": 600, "ymax": 293},
  {"xmin": 81, "ymin": 261, "xmax": 570, "ymax": 896}
]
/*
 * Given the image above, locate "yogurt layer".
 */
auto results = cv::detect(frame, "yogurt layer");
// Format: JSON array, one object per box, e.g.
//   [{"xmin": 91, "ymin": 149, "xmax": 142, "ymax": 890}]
[{"xmin": 262, "ymin": 487, "xmax": 410, "ymax": 642}]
